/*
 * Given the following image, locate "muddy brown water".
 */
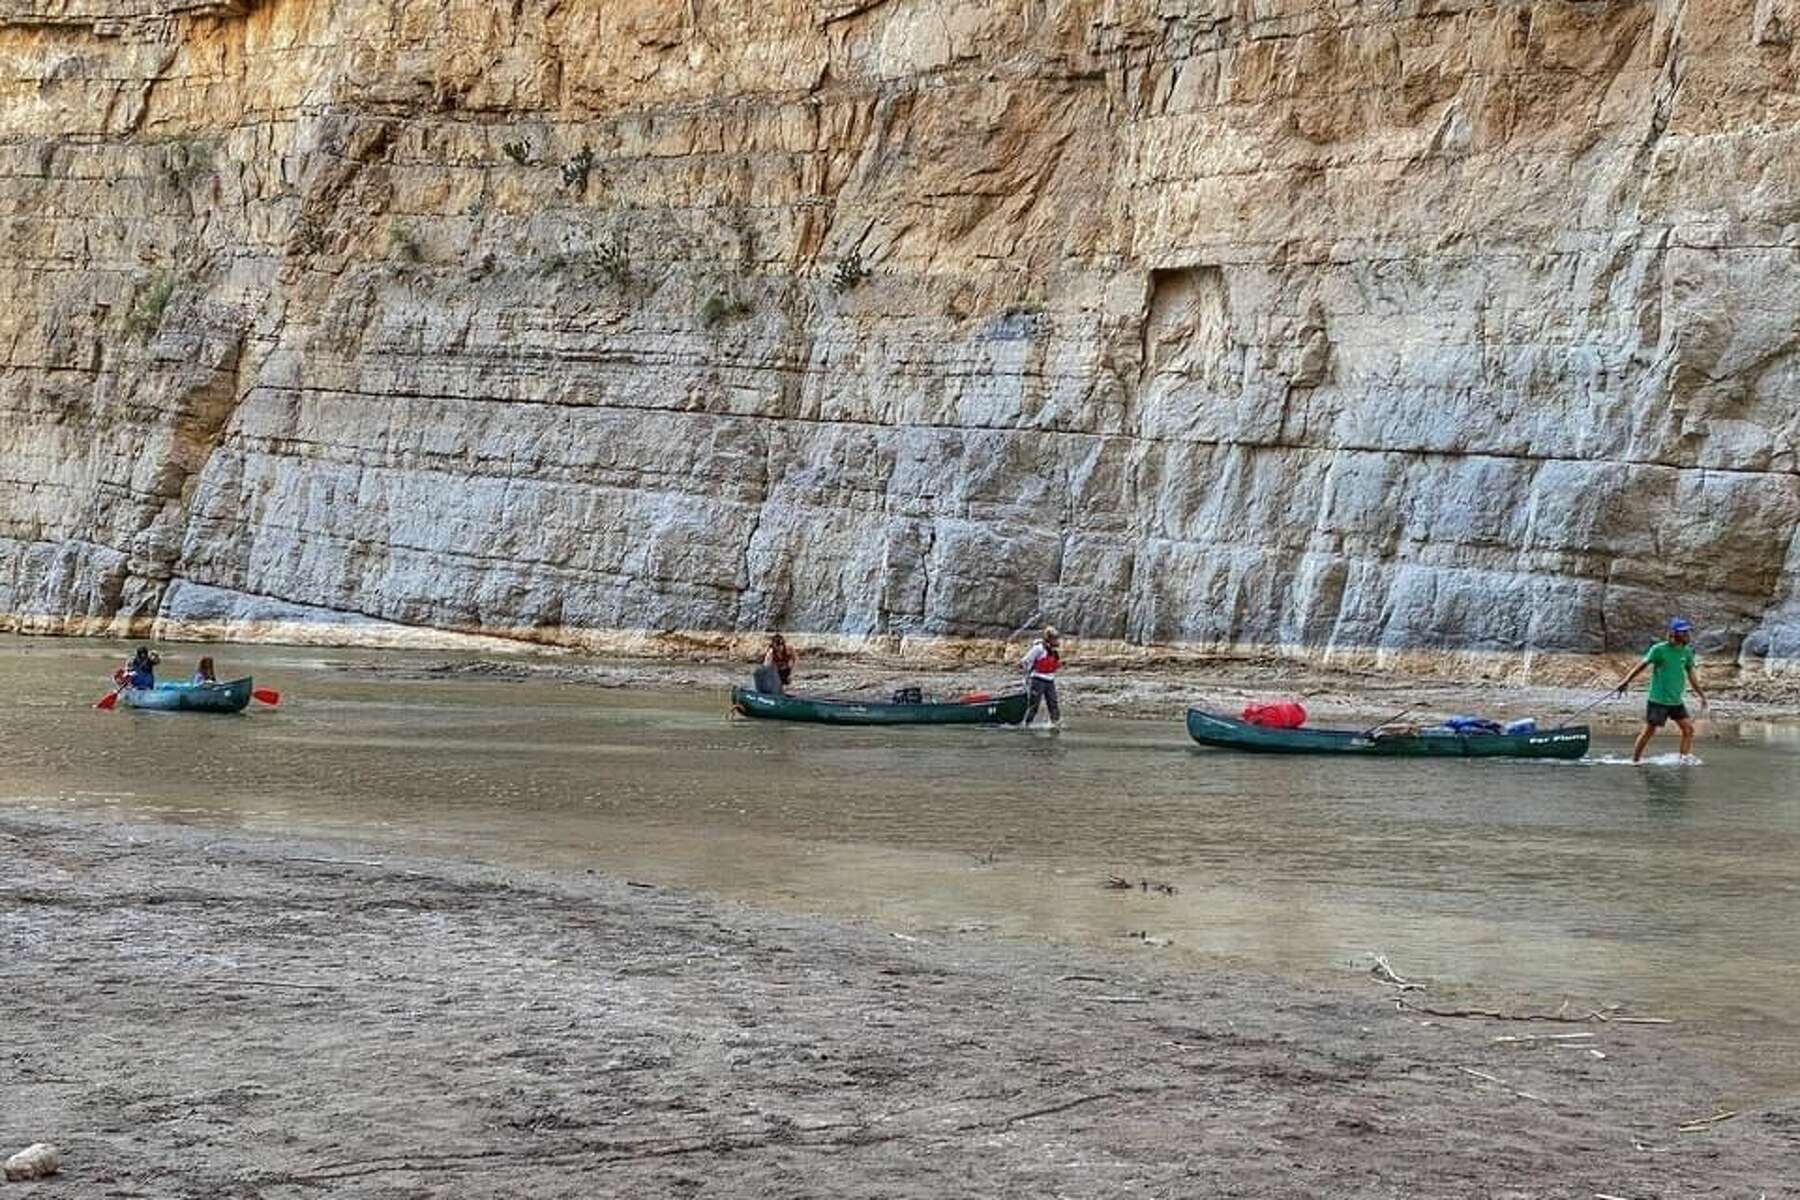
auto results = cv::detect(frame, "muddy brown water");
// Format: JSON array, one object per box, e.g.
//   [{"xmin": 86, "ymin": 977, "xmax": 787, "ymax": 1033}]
[{"xmin": 5, "ymin": 636, "xmax": 1799, "ymax": 1096}]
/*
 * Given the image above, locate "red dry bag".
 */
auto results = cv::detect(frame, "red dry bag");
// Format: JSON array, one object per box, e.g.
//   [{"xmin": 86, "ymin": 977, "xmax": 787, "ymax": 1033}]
[{"xmin": 1242, "ymin": 701, "xmax": 1306, "ymax": 729}]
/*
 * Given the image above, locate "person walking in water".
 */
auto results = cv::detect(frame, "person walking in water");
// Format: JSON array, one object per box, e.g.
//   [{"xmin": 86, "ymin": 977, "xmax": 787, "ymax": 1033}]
[
  {"xmin": 1020, "ymin": 626, "xmax": 1063, "ymax": 728},
  {"xmin": 1614, "ymin": 617, "xmax": 1707, "ymax": 763}
]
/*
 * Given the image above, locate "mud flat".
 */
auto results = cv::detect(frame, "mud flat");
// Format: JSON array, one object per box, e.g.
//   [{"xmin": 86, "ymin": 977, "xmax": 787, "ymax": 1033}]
[{"xmin": 3, "ymin": 811, "xmax": 1794, "ymax": 1197}]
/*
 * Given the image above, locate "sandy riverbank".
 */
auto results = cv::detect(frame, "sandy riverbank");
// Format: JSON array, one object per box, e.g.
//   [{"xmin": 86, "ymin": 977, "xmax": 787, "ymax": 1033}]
[
  {"xmin": 338, "ymin": 651, "xmax": 1800, "ymax": 730},
  {"xmin": 2, "ymin": 811, "xmax": 1793, "ymax": 1196}
]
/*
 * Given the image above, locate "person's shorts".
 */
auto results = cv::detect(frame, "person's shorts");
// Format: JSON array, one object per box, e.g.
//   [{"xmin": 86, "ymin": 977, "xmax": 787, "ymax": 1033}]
[{"xmin": 1645, "ymin": 702, "xmax": 1690, "ymax": 727}]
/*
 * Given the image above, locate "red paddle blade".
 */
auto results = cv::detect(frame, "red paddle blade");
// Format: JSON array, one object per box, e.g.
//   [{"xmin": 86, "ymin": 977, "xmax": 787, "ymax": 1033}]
[
  {"xmin": 94, "ymin": 691, "xmax": 118, "ymax": 710},
  {"xmin": 252, "ymin": 688, "xmax": 280, "ymax": 706}
]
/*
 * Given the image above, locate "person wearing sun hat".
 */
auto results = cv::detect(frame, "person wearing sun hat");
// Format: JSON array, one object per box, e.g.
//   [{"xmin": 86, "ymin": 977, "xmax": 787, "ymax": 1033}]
[{"xmin": 1614, "ymin": 617, "xmax": 1707, "ymax": 762}]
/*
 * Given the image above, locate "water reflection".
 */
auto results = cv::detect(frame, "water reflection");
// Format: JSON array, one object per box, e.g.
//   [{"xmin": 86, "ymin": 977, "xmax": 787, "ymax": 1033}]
[{"xmin": 1639, "ymin": 767, "xmax": 1697, "ymax": 807}]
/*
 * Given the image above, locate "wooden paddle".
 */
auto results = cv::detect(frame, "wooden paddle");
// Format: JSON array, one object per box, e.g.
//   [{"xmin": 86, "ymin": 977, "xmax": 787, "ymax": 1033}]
[
  {"xmin": 95, "ymin": 668, "xmax": 131, "ymax": 710},
  {"xmin": 252, "ymin": 688, "xmax": 280, "ymax": 706},
  {"xmin": 1360, "ymin": 707, "xmax": 1413, "ymax": 737},
  {"xmin": 1565, "ymin": 690, "xmax": 1618, "ymax": 722}
]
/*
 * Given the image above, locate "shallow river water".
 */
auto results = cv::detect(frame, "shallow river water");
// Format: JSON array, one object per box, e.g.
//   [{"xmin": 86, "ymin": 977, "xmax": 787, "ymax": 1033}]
[{"xmin": 5, "ymin": 636, "xmax": 1799, "ymax": 1093}]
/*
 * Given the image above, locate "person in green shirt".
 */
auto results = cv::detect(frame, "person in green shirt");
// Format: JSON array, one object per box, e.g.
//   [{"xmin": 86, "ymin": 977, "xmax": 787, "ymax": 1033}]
[{"xmin": 1613, "ymin": 618, "xmax": 1707, "ymax": 762}]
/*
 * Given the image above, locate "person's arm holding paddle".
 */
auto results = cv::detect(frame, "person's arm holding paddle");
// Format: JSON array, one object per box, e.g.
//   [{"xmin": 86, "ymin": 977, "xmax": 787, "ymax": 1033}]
[{"xmin": 1613, "ymin": 660, "xmax": 1648, "ymax": 697}]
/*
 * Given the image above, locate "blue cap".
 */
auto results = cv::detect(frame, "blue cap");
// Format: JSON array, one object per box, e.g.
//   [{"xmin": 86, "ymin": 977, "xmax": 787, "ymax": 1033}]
[{"xmin": 1668, "ymin": 617, "xmax": 1692, "ymax": 634}]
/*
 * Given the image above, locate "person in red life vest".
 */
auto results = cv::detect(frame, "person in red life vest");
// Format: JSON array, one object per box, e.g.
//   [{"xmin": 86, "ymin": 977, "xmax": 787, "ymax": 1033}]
[{"xmin": 1020, "ymin": 626, "xmax": 1063, "ymax": 727}]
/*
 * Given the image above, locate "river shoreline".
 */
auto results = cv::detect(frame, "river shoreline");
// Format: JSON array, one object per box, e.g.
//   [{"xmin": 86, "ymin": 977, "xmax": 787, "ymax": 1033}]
[
  {"xmin": 10, "ymin": 626, "xmax": 1798, "ymax": 725},
  {"xmin": 333, "ymin": 651, "xmax": 1800, "ymax": 729},
  {"xmin": 3, "ymin": 810, "xmax": 1793, "ymax": 1195}
]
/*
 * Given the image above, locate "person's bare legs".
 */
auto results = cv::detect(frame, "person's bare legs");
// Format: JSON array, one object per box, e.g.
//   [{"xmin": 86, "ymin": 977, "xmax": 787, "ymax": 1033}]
[
  {"xmin": 1676, "ymin": 716, "xmax": 1696, "ymax": 758},
  {"xmin": 1631, "ymin": 722, "xmax": 1657, "ymax": 763}
]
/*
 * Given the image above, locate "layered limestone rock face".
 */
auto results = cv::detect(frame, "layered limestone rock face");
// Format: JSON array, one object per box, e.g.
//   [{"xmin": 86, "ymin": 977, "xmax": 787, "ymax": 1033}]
[{"xmin": 1, "ymin": 0, "xmax": 1796, "ymax": 674}]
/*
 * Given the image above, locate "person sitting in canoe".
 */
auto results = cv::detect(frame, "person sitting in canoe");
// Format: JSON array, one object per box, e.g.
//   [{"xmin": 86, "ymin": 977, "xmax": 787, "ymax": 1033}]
[
  {"xmin": 124, "ymin": 647, "xmax": 159, "ymax": 689},
  {"xmin": 1614, "ymin": 617, "xmax": 1707, "ymax": 763},
  {"xmin": 192, "ymin": 656, "xmax": 218, "ymax": 685},
  {"xmin": 1020, "ymin": 626, "xmax": 1062, "ymax": 728},
  {"xmin": 763, "ymin": 634, "xmax": 795, "ymax": 689}
]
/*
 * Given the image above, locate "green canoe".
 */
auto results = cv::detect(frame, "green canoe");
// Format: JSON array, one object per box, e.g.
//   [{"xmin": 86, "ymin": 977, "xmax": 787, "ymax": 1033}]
[
  {"xmin": 119, "ymin": 677, "xmax": 253, "ymax": 714},
  {"xmin": 731, "ymin": 687, "xmax": 1029, "ymax": 726},
  {"xmin": 1186, "ymin": 708, "xmax": 1589, "ymax": 759}
]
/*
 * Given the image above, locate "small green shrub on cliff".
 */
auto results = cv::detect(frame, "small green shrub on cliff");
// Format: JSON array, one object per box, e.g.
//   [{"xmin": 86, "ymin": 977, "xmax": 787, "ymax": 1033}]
[
  {"xmin": 700, "ymin": 290, "xmax": 752, "ymax": 328},
  {"xmin": 162, "ymin": 138, "xmax": 214, "ymax": 189},
  {"xmin": 562, "ymin": 145, "xmax": 594, "ymax": 190},
  {"xmin": 727, "ymin": 208, "xmax": 758, "ymax": 267},
  {"xmin": 388, "ymin": 220, "xmax": 421, "ymax": 263},
  {"xmin": 597, "ymin": 238, "xmax": 630, "ymax": 284},
  {"xmin": 501, "ymin": 140, "xmax": 531, "ymax": 166},
  {"xmin": 831, "ymin": 252, "xmax": 869, "ymax": 293},
  {"xmin": 122, "ymin": 271, "xmax": 175, "ymax": 343}
]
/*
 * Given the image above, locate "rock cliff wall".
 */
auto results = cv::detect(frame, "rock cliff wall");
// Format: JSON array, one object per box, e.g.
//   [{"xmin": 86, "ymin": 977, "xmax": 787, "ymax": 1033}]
[{"xmin": 1, "ymin": 0, "xmax": 1796, "ymax": 673}]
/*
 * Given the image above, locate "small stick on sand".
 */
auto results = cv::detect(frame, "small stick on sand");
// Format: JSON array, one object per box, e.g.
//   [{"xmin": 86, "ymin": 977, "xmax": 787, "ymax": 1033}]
[
  {"xmin": 1677, "ymin": 1110, "xmax": 1739, "ymax": 1132},
  {"xmin": 1058, "ymin": 974, "xmax": 1107, "ymax": 983},
  {"xmin": 940, "ymin": 1093, "xmax": 1120, "ymax": 1135},
  {"xmin": 1369, "ymin": 954, "xmax": 1425, "ymax": 991},
  {"xmin": 1457, "ymin": 1066, "xmax": 1554, "ymax": 1105},
  {"xmin": 196, "ymin": 977, "xmax": 341, "ymax": 990},
  {"xmin": 1398, "ymin": 998, "xmax": 1669, "ymax": 1025},
  {"xmin": 1401, "ymin": 1000, "xmax": 1584, "ymax": 1022},
  {"xmin": 994, "ymin": 1093, "xmax": 1112, "ymax": 1126}
]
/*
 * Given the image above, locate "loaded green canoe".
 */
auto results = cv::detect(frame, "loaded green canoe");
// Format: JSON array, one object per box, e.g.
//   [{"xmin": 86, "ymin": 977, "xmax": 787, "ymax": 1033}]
[
  {"xmin": 731, "ymin": 687, "xmax": 1028, "ymax": 726},
  {"xmin": 119, "ymin": 677, "xmax": 253, "ymax": 714},
  {"xmin": 1186, "ymin": 708, "xmax": 1589, "ymax": 759}
]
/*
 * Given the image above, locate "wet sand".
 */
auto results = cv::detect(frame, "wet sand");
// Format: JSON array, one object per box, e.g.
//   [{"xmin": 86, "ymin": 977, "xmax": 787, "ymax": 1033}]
[{"xmin": 4, "ymin": 810, "xmax": 1794, "ymax": 1196}]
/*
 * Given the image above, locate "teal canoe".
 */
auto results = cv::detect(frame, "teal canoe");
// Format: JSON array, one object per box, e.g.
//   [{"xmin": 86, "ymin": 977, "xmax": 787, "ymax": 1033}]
[
  {"xmin": 1186, "ymin": 708, "xmax": 1589, "ymax": 759},
  {"xmin": 731, "ymin": 687, "xmax": 1029, "ymax": 726},
  {"xmin": 119, "ymin": 677, "xmax": 253, "ymax": 714}
]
